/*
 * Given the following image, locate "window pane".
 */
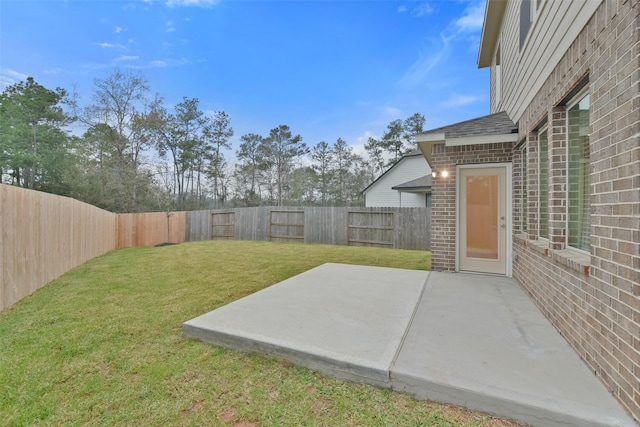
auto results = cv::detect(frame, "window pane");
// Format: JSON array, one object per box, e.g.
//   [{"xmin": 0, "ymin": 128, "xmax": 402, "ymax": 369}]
[
  {"xmin": 567, "ymin": 94, "xmax": 590, "ymax": 251},
  {"xmin": 522, "ymin": 147, "xmax": 527, "ymax": 232},
  {"xmin": 520, "ymin": 0, "xmax": 531, "ymax": 48},
  {"xmin": 539, "ymin": 129, "xmax": 548, "ymax": 239},
  {"xmin": 466, "ymin": 175, "xmax": 498, "ymax": 259}
]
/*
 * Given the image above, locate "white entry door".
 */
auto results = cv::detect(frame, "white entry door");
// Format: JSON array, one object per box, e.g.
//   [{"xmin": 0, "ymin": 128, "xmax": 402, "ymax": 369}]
[{"xmin": 459, "ymin": 166, "xmax": 508, "ymax": 275}]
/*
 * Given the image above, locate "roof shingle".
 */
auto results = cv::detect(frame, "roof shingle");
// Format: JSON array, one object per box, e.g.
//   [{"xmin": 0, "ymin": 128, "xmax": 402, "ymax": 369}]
[{"xmin": 418, "ymin": 111, "xmax": 517, "ymax": 139}]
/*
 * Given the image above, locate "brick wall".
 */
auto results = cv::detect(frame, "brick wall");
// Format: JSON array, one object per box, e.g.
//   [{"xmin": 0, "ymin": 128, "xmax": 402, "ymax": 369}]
[
  {"xmin": 430, "ymin": 142, "xmax": 513, "ymax": 272},
  {"xmin": 513, "ymin": 0, "xmax": 639, "ymax": 419}
]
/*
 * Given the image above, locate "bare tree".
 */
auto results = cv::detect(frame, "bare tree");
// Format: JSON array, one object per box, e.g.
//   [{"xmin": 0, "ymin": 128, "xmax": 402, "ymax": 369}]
[{"xmin": 75, "ymin": 68, "xmax": 160, "ymax": 212}]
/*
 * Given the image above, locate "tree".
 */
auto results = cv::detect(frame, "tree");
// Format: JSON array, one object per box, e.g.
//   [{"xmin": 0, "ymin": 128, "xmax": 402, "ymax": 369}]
[
  {"xmin": 364, "ymin": 136, "xmax": 385, "ymax": 178},
  {"xmin": 310, "ymin": 140, "xmax": 333, "ymax": 205},
  {"xmin": 380, "ymin": 119, "xmax": 405, "ymax": 165},
  {"xmin": 331, "ymin": 138, "xmax": 358, "ymax": 205},
  {"xmin": 368, "ymin": 112, "xmax": 426, "ymax": 169},
  {"xmin": 0, "ymin": 77, "xmax": 71, "ymax": 190},
  {"xmin": 403, "ymin": 112, "xmax": 426, "ymax": 146},
  {"xmin": 235, "ymin": 133, "xmax": 264, "ymax": 206},
  {"xmin": 75, "ymin": 68, "xmax": 160, "ymax": 212},
  {"xmin": 204, "ymin": 111, "xmax": 233, "ymax": 208},
  {"xmin": 287, "ymin": 166, "xmax": 317, "ymax": 205},
  {"xmin": 153, "ymin": 97, "xmax": 208, "ymax": 210},
  {"xmin": 261, "ymin": 125, "xmax": 308, "ymax": 206}
]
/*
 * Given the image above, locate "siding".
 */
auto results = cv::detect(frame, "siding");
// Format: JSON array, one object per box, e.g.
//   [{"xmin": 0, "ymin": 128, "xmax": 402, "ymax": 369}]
[
  {"xmin": 494, "ymin": 0, "xmax": 602, "ymax": 120},
  {"xmin": 364, "ymin": 155, "xmax": 431, "ymax": 207}
]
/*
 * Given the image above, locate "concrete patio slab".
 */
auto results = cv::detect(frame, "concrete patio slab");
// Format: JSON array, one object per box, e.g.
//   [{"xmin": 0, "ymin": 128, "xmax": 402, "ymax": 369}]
[
  {"xmin": 183, "ymin": 263, "xmax": 429, "ymax": 387},
  {"xmin": 183, "ymin": 263, "xmax": 638, "ymax": 427},
  {"xmin": 391, "ymin": 272, "xmax": 636, "ymax": 427}
]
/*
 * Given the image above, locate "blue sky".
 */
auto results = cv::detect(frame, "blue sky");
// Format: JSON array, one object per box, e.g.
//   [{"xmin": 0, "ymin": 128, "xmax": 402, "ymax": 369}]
[{"xmin": 0, "ymin": 0, "xmax": 489, "ymax": 157}]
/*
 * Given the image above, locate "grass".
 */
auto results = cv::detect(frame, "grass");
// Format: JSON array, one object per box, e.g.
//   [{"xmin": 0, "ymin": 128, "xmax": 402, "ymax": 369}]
[{"xmin": 0, "ymin": 240, "xmax": 522, "ymax": 426}]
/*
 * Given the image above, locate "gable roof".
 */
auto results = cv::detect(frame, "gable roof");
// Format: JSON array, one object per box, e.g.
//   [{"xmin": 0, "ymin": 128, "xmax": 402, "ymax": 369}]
[
  {"xmin": 361, "ymin": 149, "xmax": 423, "ymax": 193},
  {"xmin": 391, "ymin": 175, "xmax": 432, "ymax": 192},
  {"xmin": 416, "ymin": 111, "xmax": 518, "ymax": 166}
]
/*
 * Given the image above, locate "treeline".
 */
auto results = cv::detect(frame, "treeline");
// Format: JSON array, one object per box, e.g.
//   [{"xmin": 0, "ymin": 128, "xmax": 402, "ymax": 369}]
[{"xmin": 0, "ymin": 69, "xmax": 424, "ymax": 213}]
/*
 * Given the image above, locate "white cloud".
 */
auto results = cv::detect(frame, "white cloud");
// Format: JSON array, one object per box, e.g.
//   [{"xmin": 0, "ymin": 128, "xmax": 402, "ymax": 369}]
[
  {"xmin": 397, "ymin": 1, "xmax": 485, "ymax": 88},
  {"xmin": 397, "ymin": 34, "xmax": 450, "ymax": 88},
  {"xmin": 149, "ymin": 60, "xmax": 168, "ymax": 67},
  {"xmin": 95, "ymin": 42, "xmax": 126, "ymax": 49},
  {"xmin": 385, "ymin": 106, "xmax": 403, "ymax": 117},
  {"xmin": 116, "ymin": 55, "xmax": 140, "ymax": 61},
  {"xmin": 454, "ymin": 1, "xmax": 485, "ymax": 33},
  {"xmin": 351, "ymin": 130, "xmax": 379, "ymax": 158},
  {"xmin": 412, "ymin": 3, "xmax": 434, "ymax": 17},
  {"xmin": 43, "ymin": 67, "xmax": 65, "ymax": 75},
  {"xmin": 398, "ymin": 2, "xmax": 433, "ymax": 17},
  {"xmin": 165, "ymin": 0, "xmax": 220, "ymax": 7},
  {"xmin": 166, "ymin": 20, "xmax": 176, "ymax": 32},
  {"xmin": 0, "ymin": 68, "xmax": 29, "ymax": 88},
  {"xmin": 115, "ymin": 26, "xmax": 124, "ymax": 33},
  {"xmin": 442, "ymin": 94, "xmax": 480, "ymax": 108},
  {"xmin": 2, "ymin": 68, "xmax": 29, "ymax": 81}
]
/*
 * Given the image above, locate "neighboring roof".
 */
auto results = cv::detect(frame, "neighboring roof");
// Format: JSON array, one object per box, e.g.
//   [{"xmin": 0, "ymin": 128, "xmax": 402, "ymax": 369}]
[
  {"xmin": 361, "ymin": 149, "xmax": 423, "ymax": 194},
  {"xmin": 392, "ymin": 175, "xmax": 432, "ymax": 192},
  {"xmin": 478, "ymin": 0, "xmax": 507, "ymax": 68},
  {"xmin": 416, "ymin": 111, "xmax": 518, "ymax": 167},
  {"xmin": 401, "ymin": 149, "xmax": 423, "ymax": 157}
]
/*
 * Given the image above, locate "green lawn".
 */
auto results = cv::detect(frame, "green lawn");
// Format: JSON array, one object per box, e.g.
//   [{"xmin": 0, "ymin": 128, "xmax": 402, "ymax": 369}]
[{"xmin": 0, "ymin": 241, "xmax": 521, "ymax": 426}]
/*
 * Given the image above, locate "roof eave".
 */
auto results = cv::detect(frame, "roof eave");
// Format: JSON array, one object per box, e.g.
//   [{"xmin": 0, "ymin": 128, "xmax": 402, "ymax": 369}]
[
  {"xmin": 478, "ymin": 0, "xmax": 507, "ymax": 68},
  {"xmin": 416, "ymin": 133, "xmax": 445, "ymax": 168},
  {"xmin": 416, "ymin": 132, "xmax": 518, "ymax": 169},
  {"xmin": 392, "ymin": 187, "xmax": 432, "ymax": 193}
]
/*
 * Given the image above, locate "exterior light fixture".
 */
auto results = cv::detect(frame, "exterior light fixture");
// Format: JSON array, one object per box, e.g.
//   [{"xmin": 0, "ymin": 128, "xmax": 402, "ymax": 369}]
[{"xmin": 432, "ymin": 170, "xmax": 449, "ymax": 178}]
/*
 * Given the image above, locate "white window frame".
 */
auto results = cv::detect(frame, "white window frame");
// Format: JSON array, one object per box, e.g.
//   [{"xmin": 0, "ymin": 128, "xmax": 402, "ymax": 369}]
[
  {"xmin": 537, "ymin": 125, "xmax": 549, "ymax": 242},
  {"xmin": 565, "ymin": 88, "xmax": 590, "ymax": 254},
  {"xmin": 495, "ymin": 44, "xmax": 502, "ymax": 108},
  {"xmin": 520, "ymin": 143, "xmax": 527, "ymax": 234},
  {"xmin": 520, "ymin": 0, "xmax": 546, "ymax": 53}
]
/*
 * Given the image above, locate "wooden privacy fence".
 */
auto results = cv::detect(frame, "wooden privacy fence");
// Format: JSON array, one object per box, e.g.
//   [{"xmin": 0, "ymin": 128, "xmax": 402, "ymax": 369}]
[
  {"xmin": 1, "ymin": 185, "xmax": 189, "ymax": 312},
  {"xmin": 117, "ymin": 211, "xmax": 186, "ymax": 248},
  {"xmin": 1, "ymin": 185, "xmax": 117, "ymax": 312},
  {"xmin": 186, "ymin": 206, "xmax": 431, "ymax": 250},
  {"xmin": 1, "ymin": 185, "xmax": 429, "ymax": 312}
]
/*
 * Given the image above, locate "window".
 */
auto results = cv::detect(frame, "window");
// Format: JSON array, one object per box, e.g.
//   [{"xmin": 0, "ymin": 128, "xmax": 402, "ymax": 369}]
[
  {"xmin": 567, "ymin": 93, "xmax": 590, "ymax": 251},
  {"xmin": 520, "ymin": 0, "xmax": 542, "ymax": 50},
  {"xmin": 495, "ymin": 46, "xmax": 502, "ymax": 107},
  {"xmin": 521, "ymin": 145, "xmax": 527, "ymax": 233},
  {"xmin": 519, "ymin": 0, "xmax": 531, "ymax": 49},
  {"xmin": 538, "ymin": 128, "xmax": 548, "ymax": 239}
]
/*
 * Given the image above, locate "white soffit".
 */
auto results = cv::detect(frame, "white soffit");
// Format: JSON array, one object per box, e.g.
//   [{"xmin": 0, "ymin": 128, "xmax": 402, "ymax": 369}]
[
  {"xmin": 445, "ymin": 133, "xmax": 518, "ymax": 147},
  {"xmin": 416, "ymin": 132, "xmax": 445, "ymax": 143}
]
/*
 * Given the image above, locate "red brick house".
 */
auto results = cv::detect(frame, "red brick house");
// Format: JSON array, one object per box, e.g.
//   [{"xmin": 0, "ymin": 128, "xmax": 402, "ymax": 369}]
[{"xmin": 417, "ymin": 0, "xmax": 639, "ymax": 420}]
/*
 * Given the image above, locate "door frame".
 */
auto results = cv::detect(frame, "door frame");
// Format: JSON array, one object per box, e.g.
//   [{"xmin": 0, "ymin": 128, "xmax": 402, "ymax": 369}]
[{"xmin": 455, "ymin": 163, "xmax": 512, "ymax": 277}]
